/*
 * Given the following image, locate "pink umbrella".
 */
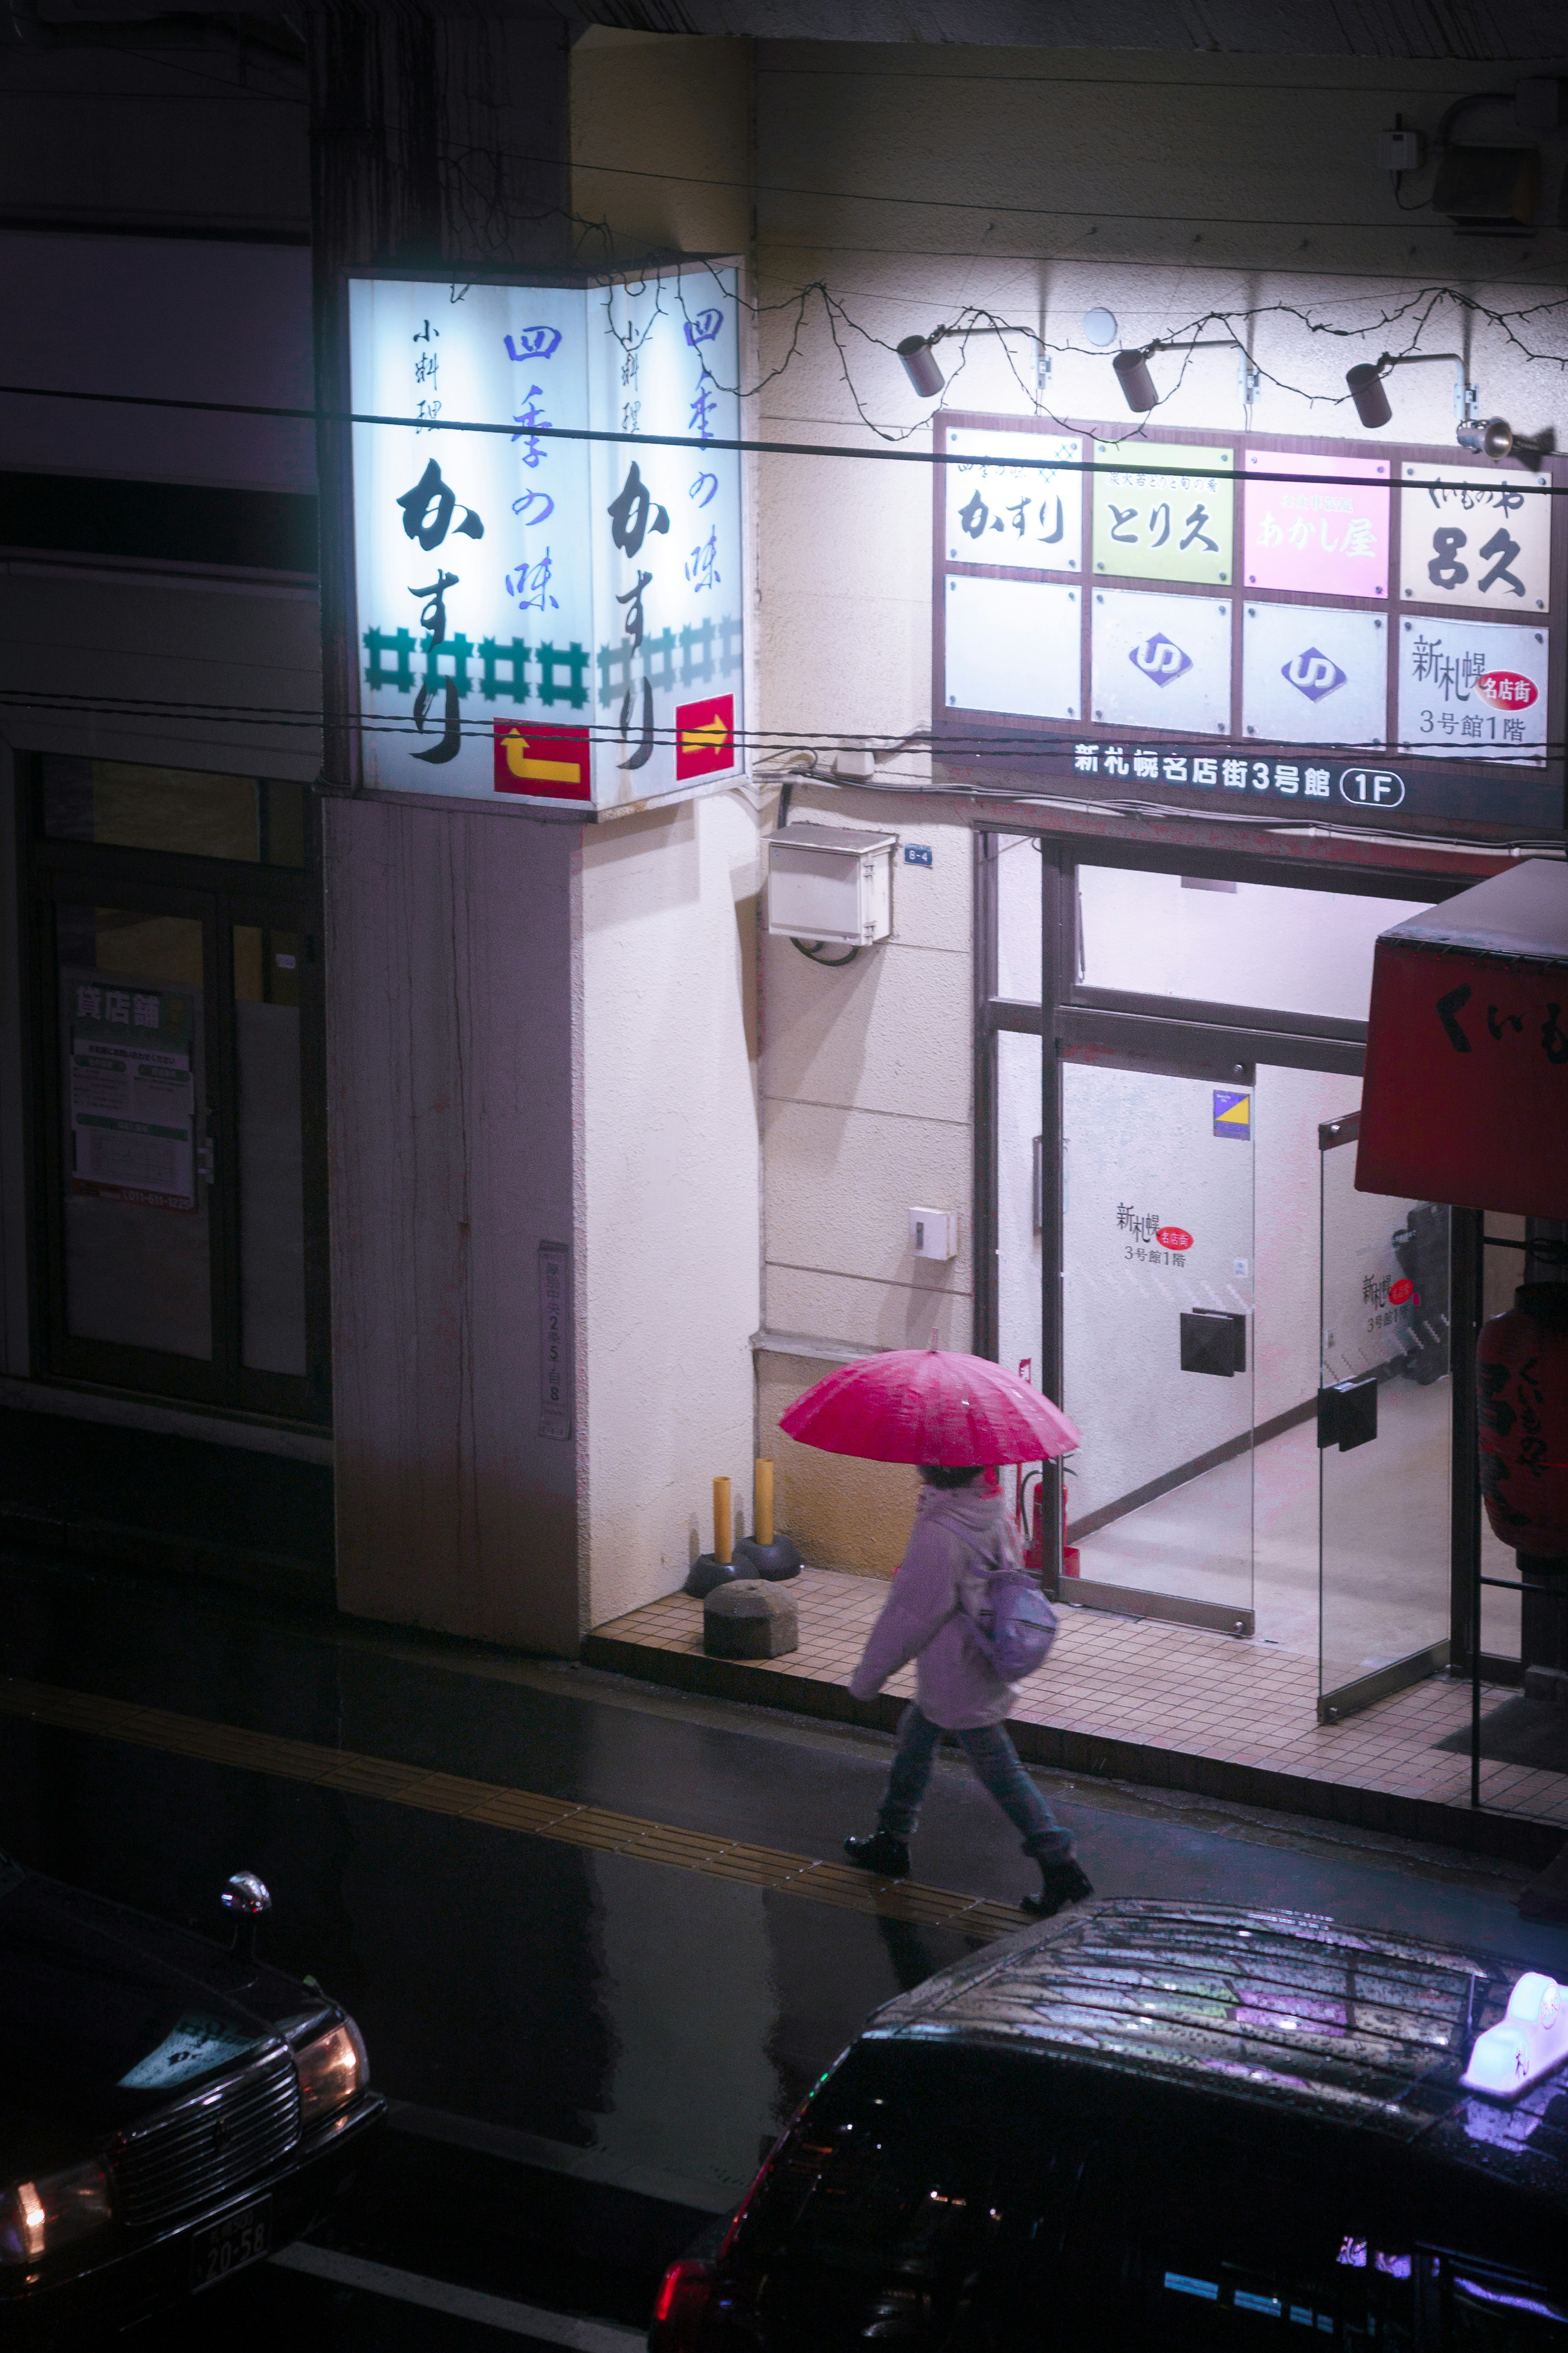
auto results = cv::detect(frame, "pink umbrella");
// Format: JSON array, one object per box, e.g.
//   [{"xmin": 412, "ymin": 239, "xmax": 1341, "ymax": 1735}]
[{"xmin": 779, "ymin": 1344, "xmax": 1080, "ymax": 1466}]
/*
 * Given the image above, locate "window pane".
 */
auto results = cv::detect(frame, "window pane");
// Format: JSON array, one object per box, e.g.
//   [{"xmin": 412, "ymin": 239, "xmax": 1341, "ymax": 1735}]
[
  {"xmin": 1077, "ymin": 866, "xmax": 1432, "ymax": 1023},
  {"xmin": 59, "ymin": 906, "xmax": 211, "ymax": 1359},
  {"xmin": 234, "ymin": 925, "xmax": 307, "ymax": 1377},
  {"xmin": 995, "ymin": 833, "xmax": 1042, "ymax": 1000},
  {"xmin": 41, "ymin": 757, "xmax": 307, "ymax": 867}
]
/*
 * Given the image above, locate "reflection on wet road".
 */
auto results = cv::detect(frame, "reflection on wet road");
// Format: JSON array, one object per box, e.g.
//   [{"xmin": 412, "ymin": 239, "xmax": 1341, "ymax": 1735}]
[{"xmin": 3, "ymin": 1546, "xmax": 1566, "ymax": 2342}]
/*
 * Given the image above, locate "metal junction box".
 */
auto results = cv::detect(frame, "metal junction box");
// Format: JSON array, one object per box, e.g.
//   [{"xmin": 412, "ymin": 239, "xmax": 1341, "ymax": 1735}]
[{"xmin": 766, "ymin": 824, "xmax": 897, "ymax": 947}]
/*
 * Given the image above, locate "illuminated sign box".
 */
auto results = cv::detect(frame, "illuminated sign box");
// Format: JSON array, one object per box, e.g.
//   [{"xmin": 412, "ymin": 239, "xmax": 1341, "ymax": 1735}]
[
  {"xmin": 934, "ymin": 414, "xmax": 1564, "ymax": 831},
  {"xmin": 347, "ymin": 263, "xmax": 745, "ymax": 813}
]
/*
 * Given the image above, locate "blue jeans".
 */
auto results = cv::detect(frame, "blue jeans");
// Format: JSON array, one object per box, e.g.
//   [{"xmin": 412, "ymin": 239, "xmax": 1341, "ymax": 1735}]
[{"xmin": 877, "ymin": 1703, "xmax": 1074, "ymax": 1861}]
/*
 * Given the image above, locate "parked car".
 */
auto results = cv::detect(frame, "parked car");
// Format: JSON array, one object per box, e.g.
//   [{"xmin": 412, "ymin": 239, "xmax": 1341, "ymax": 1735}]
[
  {"xmin": 653, "ymin": 1900, "xmax": 1568, "ymax": 2350},
  {"xmin": 0, "ymin": 1855, "xmax": 382, "ymax": 2340}
]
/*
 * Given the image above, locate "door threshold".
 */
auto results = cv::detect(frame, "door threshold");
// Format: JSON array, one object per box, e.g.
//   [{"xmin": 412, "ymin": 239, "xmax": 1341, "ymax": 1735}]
[
  {"xmin": 1319, "ymin": 1641, "xmax": 1450, "ymax": 1726},
  {"xmin": 1050, "ymin": 1573, "xmax": 1254, "ymax": 1640}
]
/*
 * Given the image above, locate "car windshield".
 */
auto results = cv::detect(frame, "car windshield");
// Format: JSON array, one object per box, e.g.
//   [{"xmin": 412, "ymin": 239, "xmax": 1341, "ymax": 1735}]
[{"xmin": 726, "ymin": 2044, "xmax": 1568, "ymax": 2352}]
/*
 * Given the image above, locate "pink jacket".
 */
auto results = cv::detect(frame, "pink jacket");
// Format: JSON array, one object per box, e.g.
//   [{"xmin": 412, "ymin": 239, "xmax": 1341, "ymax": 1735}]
[{"xmin": 847, "ymin": 1484, "xmax": 1026, "ymax": 1731}]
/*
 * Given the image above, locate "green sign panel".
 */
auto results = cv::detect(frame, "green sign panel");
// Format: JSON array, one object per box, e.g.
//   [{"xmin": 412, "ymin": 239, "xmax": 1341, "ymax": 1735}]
[{"xmin": 1092, "ymin": 444, "xmax": 1234, "ymax": 586}]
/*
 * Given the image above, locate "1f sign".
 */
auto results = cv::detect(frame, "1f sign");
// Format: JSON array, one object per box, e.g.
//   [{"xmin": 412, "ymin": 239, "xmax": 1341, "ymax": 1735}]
[{"xmin": 538, "ymin": 1241, "xmax": 573, "ymax": 1439}]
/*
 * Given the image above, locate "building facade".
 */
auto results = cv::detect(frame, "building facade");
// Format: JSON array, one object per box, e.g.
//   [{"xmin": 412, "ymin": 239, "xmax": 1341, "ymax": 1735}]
[{"xmin": 1, "ymin": 7, "xmax": 1564, "ymax": 1790}]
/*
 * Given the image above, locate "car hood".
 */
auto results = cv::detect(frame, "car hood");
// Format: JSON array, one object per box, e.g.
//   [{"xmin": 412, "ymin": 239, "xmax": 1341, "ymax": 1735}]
[{"xmin": 0, "ymin": 1861, "xmax": 324, "ymax": 2181}]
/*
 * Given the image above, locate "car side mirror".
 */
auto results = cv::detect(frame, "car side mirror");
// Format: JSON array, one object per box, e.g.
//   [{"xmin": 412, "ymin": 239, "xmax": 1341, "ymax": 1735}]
[{"xmin": 221, "ymin": 1871, "xmax": 272, "ymax": 1962}]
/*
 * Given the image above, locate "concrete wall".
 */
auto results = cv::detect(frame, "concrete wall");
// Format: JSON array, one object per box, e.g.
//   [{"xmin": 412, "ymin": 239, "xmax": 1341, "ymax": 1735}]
[
  {"xmin": 327, "ymin": 800, "xmax": 581, "ymax": 1653},
  {"xmin": 578, "ymin": 791, "xmax": 762, "ymax": 1623}
]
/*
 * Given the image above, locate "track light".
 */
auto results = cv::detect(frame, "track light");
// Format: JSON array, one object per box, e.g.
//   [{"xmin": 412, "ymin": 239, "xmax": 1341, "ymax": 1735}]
[
  {"xmin": 1111, "ymin": 337, "xmax": 1254, "ymax": 414},
  {"xmin": 896, "ymin": 319, "xmax": 1050, "ymax": 401},
  {"xmin": 1344, "ymin": 350, "xmax": 1514, "ymax": 455},
  {"xmin": 897, "ymin": 335, "xmax": 947, "ymax": 399},
  {"xmin": 1346, "ymin": 363, "xmax": 1394, "ymax": 430}
]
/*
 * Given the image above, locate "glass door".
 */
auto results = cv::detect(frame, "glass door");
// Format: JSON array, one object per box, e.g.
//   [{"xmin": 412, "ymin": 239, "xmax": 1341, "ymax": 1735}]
[
  {"xmin": 1060, "ymin": 1054, "xmax": 1256, "ymax": 1636},
  {"xmin": 1318, "ymin": 1112, "xmax": 1451, "ymax": 1720}
]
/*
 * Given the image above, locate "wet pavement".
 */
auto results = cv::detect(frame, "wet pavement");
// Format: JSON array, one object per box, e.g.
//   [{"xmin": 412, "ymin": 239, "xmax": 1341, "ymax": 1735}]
[{"xmin": 3, "ymin": 1542, "xmax": 1567, "ymax": 2344}]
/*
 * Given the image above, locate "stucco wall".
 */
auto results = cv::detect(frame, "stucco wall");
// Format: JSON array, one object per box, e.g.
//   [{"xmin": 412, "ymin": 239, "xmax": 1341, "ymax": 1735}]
[
  {"xmin": 328, "ymin": 800, "xmax": 581, "ymax": 1653},
  {"xmin": 579, "ymin": 791, "xmax": 762, "ymax": 1623}
]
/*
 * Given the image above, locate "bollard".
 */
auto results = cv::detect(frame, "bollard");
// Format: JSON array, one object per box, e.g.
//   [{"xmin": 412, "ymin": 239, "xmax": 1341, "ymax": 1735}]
[
  {"xmin": 733, "ymin": 1456, "xmax": 803, "ymax": 1581},
  {"xmin": 685, "ymin": 1474, "xmax": 757, "ymax": 1597}
]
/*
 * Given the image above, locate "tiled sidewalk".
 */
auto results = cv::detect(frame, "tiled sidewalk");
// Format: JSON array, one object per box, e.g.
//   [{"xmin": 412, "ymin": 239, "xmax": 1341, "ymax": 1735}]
[{"xmin": 584, "ymin": 1566, "xmax": 1568, "ymax": 1867}]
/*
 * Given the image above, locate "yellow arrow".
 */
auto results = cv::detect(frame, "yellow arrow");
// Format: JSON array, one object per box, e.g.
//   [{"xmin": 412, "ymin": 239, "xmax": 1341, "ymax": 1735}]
[
  {"xmin": 680, "ymin": 717, "xmax": 730, "ymax": 755},
  {"xmin": 502, "ymin": 738, "xmax": 581, "ymax": 784}
]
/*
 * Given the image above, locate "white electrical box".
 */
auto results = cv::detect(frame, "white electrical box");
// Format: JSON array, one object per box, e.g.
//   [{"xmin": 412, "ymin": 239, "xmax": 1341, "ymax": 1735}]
[
  {"xmin": 909, "ymin": 1208, "xmax": 958, "ymax": 1262},
  {"xmin": 767, "ymin": 824, "xmax": 897, "ymax": 947}
]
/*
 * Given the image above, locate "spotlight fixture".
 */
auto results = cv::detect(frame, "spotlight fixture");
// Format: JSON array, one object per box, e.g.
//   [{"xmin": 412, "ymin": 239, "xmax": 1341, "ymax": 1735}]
[
  {"xmin": 896, "ymin": 320, "xmax": 1048, "ymax": 400},
  {"xmin": 1344, "ymin": 350, "xmax": 1516, "ymax": 455},
  {"xmin": 1111, "ymin": 336, "xmax": 1257, "ymax": 414}
]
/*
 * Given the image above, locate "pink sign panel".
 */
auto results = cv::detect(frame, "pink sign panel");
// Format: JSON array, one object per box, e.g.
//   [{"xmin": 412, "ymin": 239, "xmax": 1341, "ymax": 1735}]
[{"xmin": 1243, "ymin": 450, "xmax": 1390, "ymax": 599}]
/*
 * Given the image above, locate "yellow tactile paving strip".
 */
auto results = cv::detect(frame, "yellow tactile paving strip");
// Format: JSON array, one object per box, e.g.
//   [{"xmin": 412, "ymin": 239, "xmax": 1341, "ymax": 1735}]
[{"xmin": 0, "ymin": 1675, "xmax": 1025, "ymax": 1943}]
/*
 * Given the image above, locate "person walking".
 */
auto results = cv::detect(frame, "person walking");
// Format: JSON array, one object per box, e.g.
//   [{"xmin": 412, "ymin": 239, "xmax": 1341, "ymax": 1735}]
[{"xmin": 842, "ymin": 1464, "xmax": 1093, "ymax": 1918}]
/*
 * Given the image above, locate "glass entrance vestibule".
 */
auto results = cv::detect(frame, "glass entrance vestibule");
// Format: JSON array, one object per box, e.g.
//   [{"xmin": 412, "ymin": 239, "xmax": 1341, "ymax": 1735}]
[{"xmin": 984, "ymin": 840, "xmax": 1508, "ymax": 1726}]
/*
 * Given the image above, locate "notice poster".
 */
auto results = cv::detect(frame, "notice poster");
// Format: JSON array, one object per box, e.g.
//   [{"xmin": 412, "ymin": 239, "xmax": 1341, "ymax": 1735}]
[{"xmin": 66, "ymin": 975, "xmax": 197, "ymax": 1210}]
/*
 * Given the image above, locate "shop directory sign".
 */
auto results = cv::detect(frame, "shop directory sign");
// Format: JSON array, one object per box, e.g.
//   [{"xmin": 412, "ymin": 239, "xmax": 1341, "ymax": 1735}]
[
  {"xmin": 348, "ymin": 263, "xmax": 745, "ymax": 811},
  {"xmin": 936, "ymin": 415, "xmax": 1563, "ymax": 829}
]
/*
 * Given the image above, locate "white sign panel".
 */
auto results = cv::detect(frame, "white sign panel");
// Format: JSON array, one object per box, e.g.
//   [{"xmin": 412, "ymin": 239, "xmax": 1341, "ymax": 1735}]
[
  {"xmin": 1242, "ymin": 602, "xmax": 1386, "ymax": 748},
  {"xmin": 944, "ymin": 430, "xmax": 1082, "ymax": 570},
  {"xmin": 349, "ymin": 266, "xmax": 745, "ymax": 810},
  {"xmin": 1397, "ymin": 616, "xmax": 1549, "ymax": 763},
  {"xmin": 1090, "ymin": 589, "xmax": 1230, "ymax": 735},
  {"xmin": 945, "ymin": 575, "xmax": 1080, "ymax": 718},
  {"xmin": 1399, "ymin": 464, "xmax": 1551, "ymax": 615}
]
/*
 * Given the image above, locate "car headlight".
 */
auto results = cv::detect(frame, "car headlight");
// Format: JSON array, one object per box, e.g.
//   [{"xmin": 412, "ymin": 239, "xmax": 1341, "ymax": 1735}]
[
  {"xmin": 0, "ymin": 2161, "xmax": 111, "ymax": 2265},
  {"xmin": 291, "ymin": 2017, "xmax": 369, "ymax": 2123}
]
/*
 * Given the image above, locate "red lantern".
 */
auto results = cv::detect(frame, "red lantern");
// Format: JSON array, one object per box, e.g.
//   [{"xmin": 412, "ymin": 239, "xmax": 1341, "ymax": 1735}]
[{"xmin": 1477, "ymin": 1285, "xmax": 1568, "ymax": 1557}]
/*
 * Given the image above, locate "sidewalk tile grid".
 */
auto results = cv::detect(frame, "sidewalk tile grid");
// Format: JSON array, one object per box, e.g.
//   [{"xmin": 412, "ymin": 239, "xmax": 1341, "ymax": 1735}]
[{"xmin": 592, "ymin": 1566, "xmax": 1568, "ymax": 1830}]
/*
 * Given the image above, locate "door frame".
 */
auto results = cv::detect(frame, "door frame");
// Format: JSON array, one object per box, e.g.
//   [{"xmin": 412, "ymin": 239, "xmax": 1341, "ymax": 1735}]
[
  {"xmin": 20, "ymin": 764, "xmax": 329, "ymax": 1427},
  {"xmin": 976, "ymin": 830, "xmax": 1485, "ymax": 1668}
]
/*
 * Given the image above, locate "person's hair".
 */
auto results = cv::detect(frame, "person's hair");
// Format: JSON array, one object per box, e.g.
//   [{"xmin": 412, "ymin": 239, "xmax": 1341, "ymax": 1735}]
[{"xmin": 918, "ymin": 1463, "xmax": 984, "ymax": 1488}]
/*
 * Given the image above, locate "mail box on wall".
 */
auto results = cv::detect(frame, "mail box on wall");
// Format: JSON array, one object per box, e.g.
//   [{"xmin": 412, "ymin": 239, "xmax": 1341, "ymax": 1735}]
[
  {"xmin": 1356, "ymin": 860, "xmax": 1568, "ymax": 1217},
  {"xmin": 766, "ymin": 824, "xmax": 897, "ymax": 947}
]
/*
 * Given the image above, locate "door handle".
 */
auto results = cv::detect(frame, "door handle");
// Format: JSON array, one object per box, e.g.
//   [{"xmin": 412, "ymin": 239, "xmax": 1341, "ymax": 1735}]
[
  {"xmin": 196, "ymin": 1144, "xmax": 215, "ymax": 1184},
  {"xmin": 1317, "ymin": 1375, "xmax": 1378, "ymax": 1451},
  {"xmin": 1180, "ymin": 1309, "xmax": 1247, "ymax": 1377}
]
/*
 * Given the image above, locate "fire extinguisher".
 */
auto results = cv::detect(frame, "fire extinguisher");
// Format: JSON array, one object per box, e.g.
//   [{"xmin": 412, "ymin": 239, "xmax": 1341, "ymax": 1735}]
[{"xmin": 1017, "ymin": 1469, "xmax": 1079, "ymax": 1578}]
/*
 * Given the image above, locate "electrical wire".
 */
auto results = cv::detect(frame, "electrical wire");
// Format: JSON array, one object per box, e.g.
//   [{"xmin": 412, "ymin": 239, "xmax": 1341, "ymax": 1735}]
[{"xmin": 0, "ymin": 375, "xmax": 1561, "ymax": 491}]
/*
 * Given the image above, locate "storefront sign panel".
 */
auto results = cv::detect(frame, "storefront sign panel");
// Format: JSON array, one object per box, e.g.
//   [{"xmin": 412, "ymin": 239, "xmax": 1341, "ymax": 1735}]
[
  {"xmin": 349, "ymin": 267, "xmax": 745, "ymax": 811},
  {"xmin": 944, "ymin": 428, "xmax": 1082, "ymax": 570},
  {"xmin": 1090, "ymin": 589, "xmax": 1230, "ymax": 734},
  {"xmin": 1241, "ymin": 602, "xmax": 1387, "ymax": 747},
  {"xmin": 1397, "ymin": 616, "xmax": 1548, "ymax": 763},
  {"xmin": 1092, "ymin": 445, "xmax": 1233, "ymax": 586},
  {"xmin": 1243, "ymin": 450, "xmax": 1390, "ymax": 598},
  {"xmin": 945, "ymin": 575, "xmax": 1080, "ymax": 718},
  {"xmin": 1398, "ymin": 464, "xmax": 1550, "ymax": 614}
]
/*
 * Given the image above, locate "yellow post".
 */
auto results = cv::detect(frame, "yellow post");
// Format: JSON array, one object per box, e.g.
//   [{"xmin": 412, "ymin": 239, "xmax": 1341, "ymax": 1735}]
[
  {"xmin": 713, "ymin": 1475, "xmax": 733, "ymax": 1566},
  {"xmin": 754, "ymin": 1458, "xmax": 775, "ymax": 1547}
]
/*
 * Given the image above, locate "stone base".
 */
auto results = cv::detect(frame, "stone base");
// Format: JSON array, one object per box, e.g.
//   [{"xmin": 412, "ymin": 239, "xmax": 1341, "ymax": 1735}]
[{"xmin": 704, "ymin": 1582, "xmax": 799, "ymax": 1660}]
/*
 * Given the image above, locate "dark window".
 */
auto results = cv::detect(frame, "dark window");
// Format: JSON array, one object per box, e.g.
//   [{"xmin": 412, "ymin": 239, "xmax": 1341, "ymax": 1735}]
[{"xmin": 26, "ymin": 754, "xmax": 326, "ymax": 1423}]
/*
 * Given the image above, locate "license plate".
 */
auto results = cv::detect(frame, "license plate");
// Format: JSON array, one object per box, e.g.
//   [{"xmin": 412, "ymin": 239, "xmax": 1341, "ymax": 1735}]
[{"xmin": 188, "ymin": 2195, "xmax": 272, "ymax": 2293}]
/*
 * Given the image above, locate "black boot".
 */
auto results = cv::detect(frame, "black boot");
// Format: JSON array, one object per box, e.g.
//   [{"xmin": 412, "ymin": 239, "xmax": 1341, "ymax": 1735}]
[
  {"xmin": 1022, "ymin": 1859, "xmax": 1094, "ymax": 1919},
  {"xmin": 843, "ymin": 1829, "xmax": 911, "ymax": 1879}
]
